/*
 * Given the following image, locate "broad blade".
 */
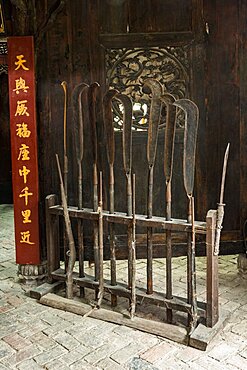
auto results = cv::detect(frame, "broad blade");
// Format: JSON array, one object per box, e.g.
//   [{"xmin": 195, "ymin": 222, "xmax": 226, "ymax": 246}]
[
  {"xmin": 144, "ymin": 79, "xmax": 163, "ymax": 167},
  {"xmin": 162, "ymin": 93, "xmax": 177, "ymax": 184},
  {"xmin": 173, "ymin": 99, "xmax": 199, "ymax": 197},
  {"xmin": 103, "ymin": 89, "xmax": 119, "ymax": 166},
  {"xmin": 88, "ymin": 82, "xmax": 100, "ymax": 164},
  {"xmin": 72, "ymin": 83, "xmax": 89, "ymax": 163},
  {"xmin": 116, "ymin": 93, "xmax": 133, "ymax": 174}
]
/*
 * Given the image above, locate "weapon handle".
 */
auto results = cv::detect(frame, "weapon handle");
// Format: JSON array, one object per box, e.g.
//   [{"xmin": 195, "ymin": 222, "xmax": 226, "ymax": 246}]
[
  {"xmin": 97, "ymin": 171, "xmax": 104, "ymax": 307},
  {"xmin": 130, "ymin": 173, "xmax": 136, "ymax": 319},
  {"xmin": 55, "ymin": 154, "xmax": 76, "ymax": 299}
]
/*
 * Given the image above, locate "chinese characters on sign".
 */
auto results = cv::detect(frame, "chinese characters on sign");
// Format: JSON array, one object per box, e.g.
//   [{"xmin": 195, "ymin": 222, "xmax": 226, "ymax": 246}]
[{"xmin": 8, "ymin": 36, "xmax": 40, "ymax": 264}]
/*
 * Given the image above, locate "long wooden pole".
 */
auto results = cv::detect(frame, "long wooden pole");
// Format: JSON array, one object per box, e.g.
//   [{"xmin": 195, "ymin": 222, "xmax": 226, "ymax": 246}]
[
  {"xmin": 145, "ymin": 79, "xmax": 163, "ymax": 295},
  {"xmin": 130, "ymin": 173, "xmax": 136, "ymax": 319},
  {"xmin": 56, "ymin": 154, "xmax": 76, "ymax": 299},
  {"xmin": 97, "ymin": 171, "xmax": 104, "ymax": 307},
  {"xmin": 61, "ymin": 81, "xmax": 69, "ymax": 271}
]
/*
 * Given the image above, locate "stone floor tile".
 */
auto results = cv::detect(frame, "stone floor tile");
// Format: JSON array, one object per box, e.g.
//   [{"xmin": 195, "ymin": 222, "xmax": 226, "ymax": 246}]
[
  {"xmin": 70, "ymin": 359, "xmax": 101, "ymax": 370},
  {"xmin": 140, "ymin": 342, "xmax": 176, "ymax": 364},
  {"xmin": 174, "ymin": 346, "xmax": 201, "ymax": 363},
  {"xmin": 226, "ymin": 354, "xmax": 247, "ymax": 370},
  {"xmin": 17, "ymin": 358, "xmax": 43, "ymax": 370},
  {"xmin": 29, "ymin": 332, "xmax": 57, "ymax": 350},
  {"xmin": 43, "ymin": 359, "xmax": 70, "ymax": 370},
  {"xmin": 3, "ymin": 332, "xmax": 32, "ymax": 351},
  {"xmin": 128, "ymin": 357, "xmax": 159, "ymax": 370},
  {"xmin": 96, "ymin": 357, "xmax": 124, "ymax": 370},
  {"xmin": 33, "ymin": 345, "xmax": 68, "ymax": 366},
  {"xmin": 110, "ymin": 342, "xmax": 146, "ymax": 365},
  {"xmin": 207, "ymin": 342, "xmax": 239, "ymax": 361},
  {"xmin": 0, "ymin": 340, "xmax": 16, "ymax": 361},
  {"xmin": 60, "ymin": 348, "xmax": 90, "ymax": 365},
  {"xmin": 191, "ymin": 356, "xmax": 223, "ymax": 370},
  {"xmin": 53, "ymin": 331, "xmax": 80, "ymax": 351}
]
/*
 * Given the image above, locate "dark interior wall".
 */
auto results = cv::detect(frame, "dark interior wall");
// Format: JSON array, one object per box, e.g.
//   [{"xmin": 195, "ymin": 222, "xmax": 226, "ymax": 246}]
[
  {"xmin": 0, "ymin": 73, "xmax": 12, "ymax": 203},
  {"xmin": 2, "ymin": 0, "xmax": 246, "ymax": 255}
]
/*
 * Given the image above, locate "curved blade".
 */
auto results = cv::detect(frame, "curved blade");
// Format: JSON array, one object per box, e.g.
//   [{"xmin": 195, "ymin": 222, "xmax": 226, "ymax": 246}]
[
  {"xmin": 161, "ymin": 93, "xmax": 177, "ymax": 184},
  {"xmin": 88, "ymin": 82, "xmax": 100, "ymax": 164},
  {"xmin": 103, "ymin": 89, "xmax": 119, "ymax": 166},
  {"xmin": 61, "ymin": 81, "xmax": 68, "ymax": 157},
  {"xmin": 116, "ymin": 93, "xmax": 133, "ymax": 174},
  {"xmin": 219, "ymin": 143, "xmax": 230, "ymax": 204},
  {"xmin": 72, "ymin": 83, "xmax": 89, "ymax": 163},
  {"xmin": 144, "ymin": 79, "xmax": 163, "ymax": 167},
  {"xmin": 173, "ymin": 98, "xmax": 199, "ymax": 197}
]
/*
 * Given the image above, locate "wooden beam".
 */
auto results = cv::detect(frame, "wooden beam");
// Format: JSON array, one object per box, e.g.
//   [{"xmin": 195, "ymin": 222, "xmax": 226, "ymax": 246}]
[
  {"xmin": 40, "ymin": 293, "xmax": 189, "ymax": 345},
  {"xmin": 99, "ymin": 32, "xmax": 194, "ymax": 48}
]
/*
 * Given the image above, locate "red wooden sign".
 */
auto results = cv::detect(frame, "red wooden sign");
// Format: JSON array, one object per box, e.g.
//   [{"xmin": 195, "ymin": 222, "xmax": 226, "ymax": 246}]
[{"xmin": 7, "ymin": 36, "xmax": 40, "ymax": 265}]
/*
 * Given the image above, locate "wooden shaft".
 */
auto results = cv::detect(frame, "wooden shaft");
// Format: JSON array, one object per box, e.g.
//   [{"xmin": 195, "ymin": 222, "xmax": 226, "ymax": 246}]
[
  {"xmin": 126, "ymin": 173, "xmax": 132, "ymax": 216},
  {"xmin": 166, "ymin": 181, "xmax": 172, "ymax": 323},
  {"xmin": 78, "ymin": 162, "xmax": 84, "ymax": 297},
  {"xmin": 206, "ymin": 209, "xmax": 218, "ymax": 327},
  {"xmin": 62, "ymin": 81, "xmax": 68, "ymax": 272},
  {"xmin": 188, "ymin": 196, "xmax": 198, "ymax": 332},
  {"xmin": 147, "ymin": 165, "xmax": 154, "ymax": 294},
  {"xmin": 130, "ymin": 173, "xmax": 136, "ymax": 319},
  {"xmin": 147, "ymin": 228, "xmax": 153, "ymax": 295},
  {"xmin": 56, "ymin": 154, "xmax": 76, "ymax": 300},
  {"xmin": 187, "ymin": 197, "xmax": 192, "ymax": 305},
  {"xmin": 93, "ymin": 163, "xmax": 98, "ymax": 211},
  {"xmin": 127, "ymin": 226, "xmax": 133, "ymax": 289},
  {"xmin": 93, "ymin": 163, "xmax": 99, "ymax": 281},
  {"xmin": 97, "ymin": 172, "xmax": 104, "ymax": 307},
  {"xmin": 109, "ymin": 164, "xmax": 117, "ymax": 305},
  {"xmin": 127, "ymin": 172, "xmax": 133, "ymax": 290},
  {"xmin": 46, "ymin": 195, "xmax": 60, "ymax": 282},
  {"xmin": 109, "ymin": 164, "xmax": 114, "ymax": 213},
  {"xmin": 147, "ymin": 166, "xmax": 154, "ymax": 218},
  {"xmin": 64, "ymin": 156, "xmax": 68, "ymax": 200}
]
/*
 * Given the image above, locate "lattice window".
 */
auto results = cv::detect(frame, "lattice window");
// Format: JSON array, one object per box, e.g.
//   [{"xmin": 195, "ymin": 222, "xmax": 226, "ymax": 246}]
[{"xmin": 106, "ymin": 46, "xmax": 190, "ymax": 130}]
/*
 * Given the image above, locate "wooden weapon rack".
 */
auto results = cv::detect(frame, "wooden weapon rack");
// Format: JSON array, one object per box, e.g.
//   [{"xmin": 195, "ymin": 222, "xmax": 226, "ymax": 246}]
[{"xmin": 31, "ymin": 81, "xmax": 228, "ymax": 350}]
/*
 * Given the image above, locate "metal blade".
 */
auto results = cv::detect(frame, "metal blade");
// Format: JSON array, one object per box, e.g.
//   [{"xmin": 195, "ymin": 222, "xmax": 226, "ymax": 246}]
[
  {"xmin": 88, "ymin": 82, "xmax": 100, "ymax": 164},
  {"xmin": 144, "ymin": 79, "xmax": 163, "ymax": 167},
  {"xmin": 219, "ymin": 143, "xmax": 230, "ymax": 204},
  {"xmin": 173, "ymin": 99, "xmax": 199, "ymax": 197},
  {"xmin": 161, "ymin": 93, "xmax": 177, "ymax": 184},
  {"xmin": 72, "ymin": 83, "xmax": 89, "ymax": 163},
  {"xmin": 116, "ymin": 93, "xmax": 133, "ymax": 174},
  {"xmin": 103, "ymin": 89, "xmax": 119, "ymax": 166}
]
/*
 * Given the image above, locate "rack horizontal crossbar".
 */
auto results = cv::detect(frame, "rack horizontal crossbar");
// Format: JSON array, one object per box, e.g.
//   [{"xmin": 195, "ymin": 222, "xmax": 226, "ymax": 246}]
[
  {"xmin": 48, "ymin": 205, "xmax": 207, "ymax": 234},
  {"xmin": 51, "ymin": 268, "xmax": 206, "ymax": 318}
]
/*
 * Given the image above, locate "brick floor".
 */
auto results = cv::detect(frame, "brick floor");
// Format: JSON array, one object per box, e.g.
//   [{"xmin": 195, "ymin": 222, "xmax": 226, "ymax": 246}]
[{"xmin": 1, "ymin": 205, "xmax": 247, "ymax": 369}]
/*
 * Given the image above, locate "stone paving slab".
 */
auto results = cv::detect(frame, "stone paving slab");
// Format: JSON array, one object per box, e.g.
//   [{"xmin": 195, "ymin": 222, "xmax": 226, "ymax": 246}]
[{"xmin": 1, "ymin": 205, "xmax": 247, "ymax": 369}]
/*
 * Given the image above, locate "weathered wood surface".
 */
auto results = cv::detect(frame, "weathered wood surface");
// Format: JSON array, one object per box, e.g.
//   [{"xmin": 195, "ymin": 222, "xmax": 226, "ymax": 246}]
[
  {"xmin": 51, "ymin": 267, "xmax": 207, "ymax": 318},
  {"xmin": 48, "ymin": 204, "xmax": 207, "ymax": 233},
  {"xmin": 190, "ymin": 309, "xmax": 229, "ymax": 351},
  {"xmin": 29, "ymin": 281, "xmax": 64, "ymax": 300},
  {"xmin": 206, "ymin": 209, "xmax": 218, "ymax": 327},
  {"xmin": 40, "ymin": 293, "xmax": 189, "ymax": 345}
]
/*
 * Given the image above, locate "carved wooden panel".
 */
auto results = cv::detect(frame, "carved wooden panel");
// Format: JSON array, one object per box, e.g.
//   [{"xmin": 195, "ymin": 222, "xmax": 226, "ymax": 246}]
[{"xmin": 106, "ymin": 46, "xmax": 190, "ymax": 130}]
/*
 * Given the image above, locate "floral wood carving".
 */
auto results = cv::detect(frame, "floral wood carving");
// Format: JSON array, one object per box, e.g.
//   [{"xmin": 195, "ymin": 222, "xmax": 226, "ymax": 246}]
[{"xmin": 106, "ymin": 46, "xmax": 190, "ymax": 130}]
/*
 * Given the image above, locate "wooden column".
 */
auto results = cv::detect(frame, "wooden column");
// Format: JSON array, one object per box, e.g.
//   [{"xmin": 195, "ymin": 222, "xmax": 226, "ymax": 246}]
[{"xmin": 206, "ymin": 209, "xmax": 218, "ymax": 327}]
